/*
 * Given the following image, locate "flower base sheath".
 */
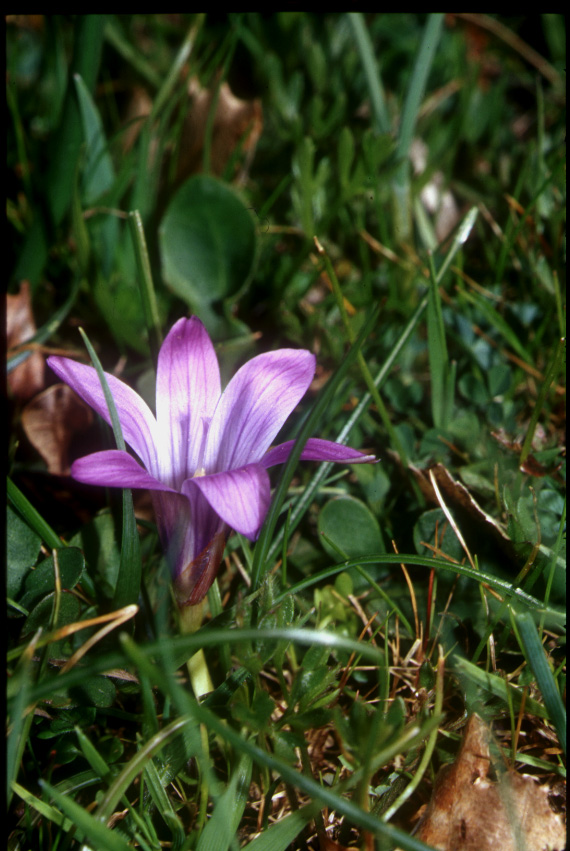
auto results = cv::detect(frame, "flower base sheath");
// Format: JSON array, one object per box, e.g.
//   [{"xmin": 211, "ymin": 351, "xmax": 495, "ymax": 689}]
[{"xmin": 48, "ymin": 317, "xmax": 375, "ymax": 606}]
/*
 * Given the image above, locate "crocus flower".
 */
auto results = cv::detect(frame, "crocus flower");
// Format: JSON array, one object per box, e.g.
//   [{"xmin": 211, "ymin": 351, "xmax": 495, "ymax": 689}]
[{"xmin": 48, "ymin": 317, "xmax": 375, "ymax": 606}]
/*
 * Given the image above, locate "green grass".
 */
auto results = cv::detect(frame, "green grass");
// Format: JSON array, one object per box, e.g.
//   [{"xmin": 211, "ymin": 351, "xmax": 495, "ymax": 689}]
[{"xmin": 7, "ymin": 13, "xmax": 566, "ymax": 850}]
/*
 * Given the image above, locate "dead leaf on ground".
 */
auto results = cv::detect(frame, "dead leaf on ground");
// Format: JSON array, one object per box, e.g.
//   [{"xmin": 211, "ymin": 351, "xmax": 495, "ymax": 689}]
[
  {"xmin": 409, "ymin": 714, "xmax": 566, "ymax": 851},
  {"xmin": 178, "ymin": 78, "xmax": 263, "ymax": 183},
  {"xmin": 122, "ymin": 77, "xmax": 263, "ymax": 186},
  {"xmin": 401, "ymin": 459, "xmax": 518, "ymax": 564},
  {"xmin": 7, "ymin": 281, "xmax": 45, "ymax": 401},
  {"xmin": 21, "ymin": 384, "xmax": 94, "ymax": 475}
]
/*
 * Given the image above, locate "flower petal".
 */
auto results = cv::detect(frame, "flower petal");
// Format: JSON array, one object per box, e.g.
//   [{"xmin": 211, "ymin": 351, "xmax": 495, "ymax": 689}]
[
  {"xmin": 205, "ymin": 349, "xmax": 316, "ymax": 472},
  {"xmin": 47, "ymin": 356, "xmax": 159, "ymax": 476},
  {"xmin": 71, "ymin": 450, "xmax": 176, "ymax": 492},
  {"xmin": 183, "ymin": 464, "xmax": 271, "ymax": 539},
  {"xmin": 155, "ymin": 317, "xmax": 221, "ymax": 488},
  {"xmin": 151, "ymin": 485, "xmax": 224, "ymax": 567},
  {"xmin": 262, "ymin": 438, "xmax": 377, "ymax": 468}
]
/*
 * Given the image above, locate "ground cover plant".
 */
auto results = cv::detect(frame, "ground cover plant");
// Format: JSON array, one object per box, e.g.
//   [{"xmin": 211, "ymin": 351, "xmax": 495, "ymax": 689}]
[{"xmin": 7, "ymin": 13, "xmax": 566, "ymax": 851}]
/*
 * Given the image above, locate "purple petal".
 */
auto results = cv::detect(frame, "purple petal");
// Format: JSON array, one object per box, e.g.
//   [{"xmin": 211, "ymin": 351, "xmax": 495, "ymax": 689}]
[
  {"xmin": 71, "ymin": 450, "xmax": 177, "ymax": 492},
  {"xmin": 151, "ymin": 490, "xmax": 225, "ymax": 604},
  {"xmin": 204, "ymin": 349, "xmax": 316, "ymax": 472},
  {"xmin": 47, "ymin": 356, "xmax": 159, "ymax": 476},
  {"xmin": 155, "ymin": 317, "xmax": 221, "ymax": 488},
  {"xmin": 183, "ymin": 464, "xmax": 271, "ymax": 539},
  {"xmin": 262, "ymin": 438, "xmax": 377, "ymax": 468},
  {"xmin": 151, "ymin": 487, "xmax": 225, "ymax": 581}
]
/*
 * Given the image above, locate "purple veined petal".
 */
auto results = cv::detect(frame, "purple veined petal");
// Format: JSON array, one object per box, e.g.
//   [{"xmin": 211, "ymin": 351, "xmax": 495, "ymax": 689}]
[
  {"xmin": 154, "ymin": 484, "xmax": 228, "ymax": 606},
  {"xmin": 155, "ymin": 317, "xmax": 221, "ymax": 488},
  {"xmin": 262, "ymin": 438, "xmax": 377, "ymax": 468},
  {"xmin": 151, "ymin": 489, "xmax": 195, "ymax": 575},
  {"xmin": 47, "ymin": 356, "xmax": 159, "ymax": 476},
  {"xmin": 204, "ymin": 349, "xmax": 316, "ymax": 472},
  {"xmin": 183, "ymin": 464, "xmax": 271, "ymax": 540},
  {"xmin": 71, "ymin": 450, "xmax": 177, "ymax": 493}
]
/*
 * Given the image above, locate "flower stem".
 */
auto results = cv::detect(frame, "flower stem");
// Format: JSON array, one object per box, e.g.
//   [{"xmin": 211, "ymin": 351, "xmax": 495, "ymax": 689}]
[{"xmin": 178, "ymin": 601, "xmax": 214, "ymax": 699}]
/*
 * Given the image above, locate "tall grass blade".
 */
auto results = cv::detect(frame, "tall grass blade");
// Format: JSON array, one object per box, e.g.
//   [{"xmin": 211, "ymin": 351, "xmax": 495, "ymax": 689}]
[{"xmin": 78, "ymin": 329, "xmax": 142, "ymax": 608}]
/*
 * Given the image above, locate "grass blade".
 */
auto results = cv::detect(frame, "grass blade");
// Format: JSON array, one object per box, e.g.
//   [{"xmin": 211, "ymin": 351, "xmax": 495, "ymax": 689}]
[
  {"xmin": 39, "ymin": 778, "xmax": 132, "ymax": 851},
  {"xmin": 78, "ymin": 328, "xmax": 142, "ymax": 608},
  {"xmin": 514, "ymin": 612, "xmax": 566, "ymax": 754},
  {"xmin": 7, "ymin": 477, "xmax": 63, "ymax": 551}
]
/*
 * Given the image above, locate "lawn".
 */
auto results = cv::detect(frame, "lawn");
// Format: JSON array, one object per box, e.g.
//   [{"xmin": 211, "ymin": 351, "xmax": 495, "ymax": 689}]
[{"xmin": 7, "ymin": 14, "xmax": 566, "ymax": 851}]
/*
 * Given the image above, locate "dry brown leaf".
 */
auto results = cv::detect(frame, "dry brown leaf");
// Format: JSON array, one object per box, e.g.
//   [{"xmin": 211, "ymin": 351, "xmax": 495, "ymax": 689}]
[
  {"xmin": 402, "ymin": 460, "xmax": 518, "ymax": 564},
  {"xmin": 177, "ymin": 78, "xmax": 263, "ymax": 182},
  {"xmin": 412, "ymin": 714, "xmax": 566, "ymax": 851},
  {"xmin": 21, "ymin": 384, "xmax": 94, "ymax": 475},
  {"xmin": 7, "ymin": 281, "xmax": 45, "ymax": 401},
  {"xmin": 121, "ymin": 85, "xmax": 153, "ymax": 154},
  {"xmin": 122, "ymin": 78, "xmax": 262, "ymax": 186}
]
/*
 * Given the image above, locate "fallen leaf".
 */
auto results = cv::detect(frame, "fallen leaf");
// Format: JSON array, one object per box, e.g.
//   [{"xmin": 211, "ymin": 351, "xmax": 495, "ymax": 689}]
[
  {"xmin": 7, "ymin": 281, "xmax": 45, "ymax": 401},
  {"xmin": 122, "ymin": 78, "xmax": 262, "ymax": 187},
  {"xmin": 177, "ymin": 78, "xmax": 263, "ymax": 183},
  {"xmin": 411, "ymin": 714, "xmax": 566, "ymax": 851},
  {"xmin": 21, "ymin": 384, "xmax": 94, "ymax": 475},
  {"xmin": 404, "ymin": 460, "xmax": 518, "ymax": 564}
]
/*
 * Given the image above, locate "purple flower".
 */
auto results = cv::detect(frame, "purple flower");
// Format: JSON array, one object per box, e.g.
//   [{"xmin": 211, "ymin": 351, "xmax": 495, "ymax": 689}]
[{"xmin": 48, "ymin": 318, "xmax": 375, "ymax": 606}]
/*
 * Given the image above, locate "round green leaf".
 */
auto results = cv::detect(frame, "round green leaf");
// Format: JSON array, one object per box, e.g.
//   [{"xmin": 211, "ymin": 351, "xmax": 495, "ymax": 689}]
[
  {"xmin": 318, "ymin": 496, "xmax": 384, "ymax": 588},
  {"xmin": 7, "ymin": 505, "xmax": 42, "ymax": 600},
  {"xmin": 18, "ymin": 547, "xmax": 85, "ymax": 611},
  {"xmin": 159, "ymin": 175, "xmax": 256, "ymax": 313},
  {"xmin": 70, "ymin": 676, "xmax": 117, "ymax": 708},
  {"xmin": 413, "ymin": 508, "xmax": 463, "ymax": 562},
  {"xmin": 22, "ymin": 591, "xmax": 81, "ymax": 640}
]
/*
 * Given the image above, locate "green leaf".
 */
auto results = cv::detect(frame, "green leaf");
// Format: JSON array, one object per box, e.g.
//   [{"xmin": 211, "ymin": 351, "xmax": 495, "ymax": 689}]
[
  {"xmin": 318, "ymin": 495, "xmax": 384, "ymax": 587},
  {"xmin": 231, "ymin": 689, "xmax": 274, "ymax": 732},
  {"xmin": 70, "ymin": 676, "xmax": 117, "ymax": 709},
  {"xmin": 143, "ymin": 755, "xmax": 186, "ymax": 844},
  {"xmin": 75, "ymin": 726, "xmax": 114, "ymax": 781},
  {"xmin": 7, "ymin": 477, "xmax": 63, "ymax": 551},
  {"xmin": 73, "ymin": 72, "xmax": 118, "ymax": 277},
  {"xmin": 452, "ymin": 655, "xmax": 549, "ymax": 719},
  {"xmin": 7, "ymin": 504, "xmax": 42, "ymax": 599},
  {"xmin": 413, "ymin": 508, "xmax": 464, "ymax": 563},
  {"xmin": 73, "ymin": 73, "xmax": 115, "ymax": 203},
  {"xmin": 159, "ymin": 175, "xmax": 256, "ymax": 333},
  {"xmin": 337, "ymin": 125, "xmax": 355, "ymax": 192},
  {"xmin": 241, "ymin": 803, "xmax": 316, "ymax": 851},
  {"xmin": 289, "ymin": 664, "xmax": 338, "ymax": 714},
  {"xmin": 514, "ymin": 612, "xmax": 566, "ymax": 754},
  {"xmin": 11, "ymin": 781, "xmax": 74, "ymax": 833},
  {"xmin": 39, "ymin": 778, "xmax": 133, "ymax": 851},
  {"xmin": 69, "ymin": 511, "xmax": 121, "ymax": 600},
  {"xmin": 18, "ymin": 547, "xmax": 84, "ymax": 611},
  {"xmin": 22, "ymin": 592, "xmax": 81, "ymax": 642},
  {"xmin": 427, "ymin": 258, "xmax": 454, "ymax": 428},
  {"xmin": 348, "ymin": 14, "xmax": 390, "ymax": 134},
  {"xmin": 196, "ymin": 752, "xmax": 253, "ymax": 851}
]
